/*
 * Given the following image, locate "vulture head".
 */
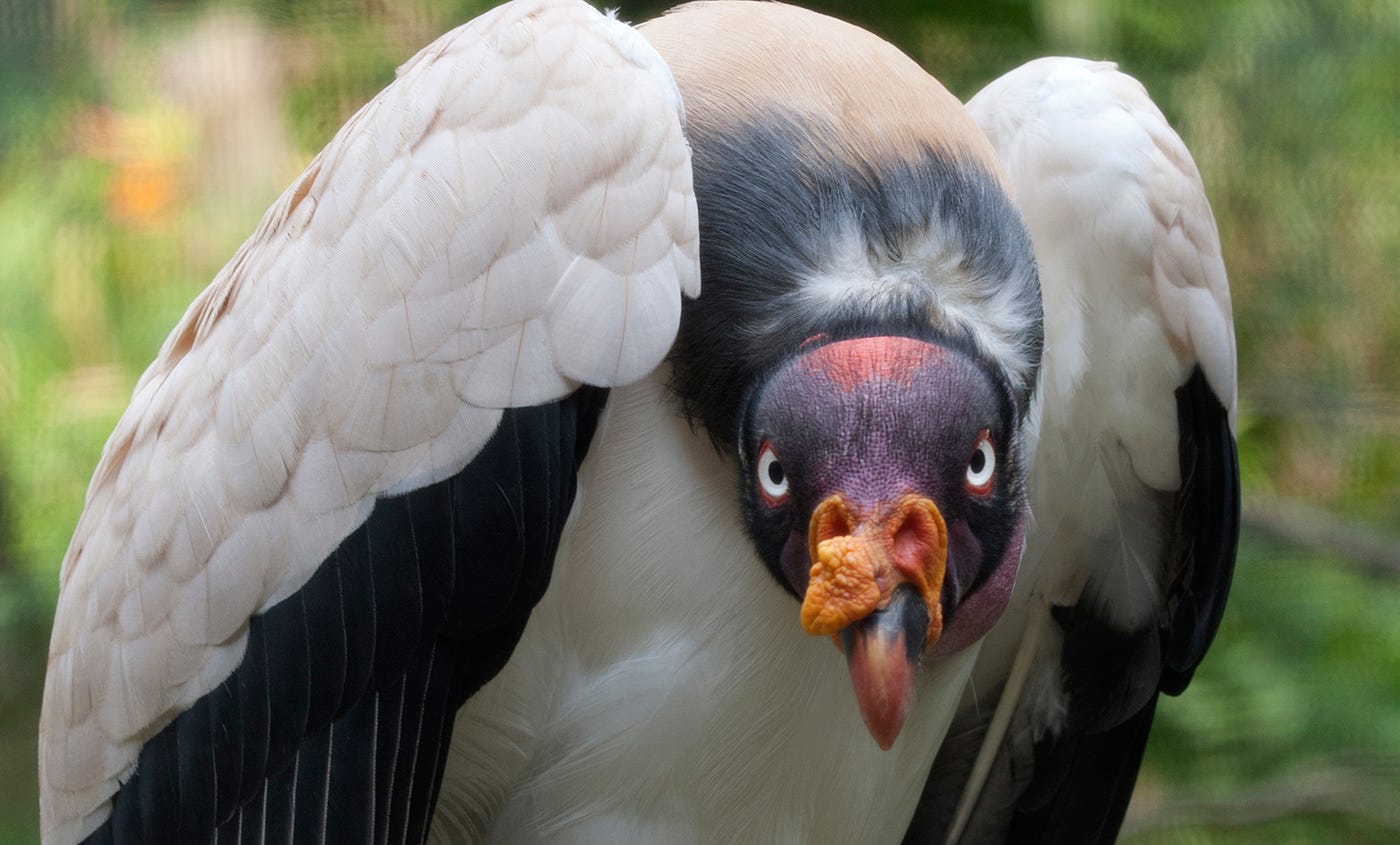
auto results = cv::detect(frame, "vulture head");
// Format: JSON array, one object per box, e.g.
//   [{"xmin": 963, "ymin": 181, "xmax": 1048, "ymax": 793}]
[
  {"xmin": 736, "ymin": 333, "xmax": 1028, "ymax": 747},
  {"xmin": 643, "ymin": 1, "xmax": 1042, "ymax": 751}
]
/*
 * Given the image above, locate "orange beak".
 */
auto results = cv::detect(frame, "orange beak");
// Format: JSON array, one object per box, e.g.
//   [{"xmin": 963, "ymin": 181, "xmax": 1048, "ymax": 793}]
[{"xmin": 800, "ymin": 493, "xmax": 947, "ymax": 748}]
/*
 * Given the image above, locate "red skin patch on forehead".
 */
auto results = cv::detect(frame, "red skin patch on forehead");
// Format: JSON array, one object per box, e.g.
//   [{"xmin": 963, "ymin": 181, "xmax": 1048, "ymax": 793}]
[{"xmin": 800, "ymin": 337, "xmax": 944, "ymax": 392}]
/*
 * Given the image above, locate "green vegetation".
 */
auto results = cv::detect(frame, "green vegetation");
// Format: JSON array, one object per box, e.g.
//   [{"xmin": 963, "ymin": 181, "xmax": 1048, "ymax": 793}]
[{"xmin": 1, "ymin": 1, "xmax": 1395, "ymax": 842}]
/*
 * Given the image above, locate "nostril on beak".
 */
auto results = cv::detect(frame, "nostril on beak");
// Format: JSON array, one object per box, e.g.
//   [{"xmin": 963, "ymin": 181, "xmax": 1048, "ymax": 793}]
[
  {"xmin": 810, "ymin": 495, "xmax": 855, "ymax": 546},
  {"xmin": 886, "ymin": 497, "xmax": 943, "ymax": 576}
]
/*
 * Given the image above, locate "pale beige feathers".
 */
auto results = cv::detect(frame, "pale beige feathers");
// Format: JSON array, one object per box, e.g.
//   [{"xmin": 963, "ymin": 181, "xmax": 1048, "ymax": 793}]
[
  {"xmin": 641, "ymin": 0, "xmax": 1005, "ymax": 180},
  {"xmin": 39, "ymin": 1, "xmax": 697, "ymax": 840},
  {"xmin": 943, "ymin": 58, "xmax": 1238, "ymax": 842},
  {"xmin": 966, "ymin": 56, "xmax": 1237, "ymax": 622}
]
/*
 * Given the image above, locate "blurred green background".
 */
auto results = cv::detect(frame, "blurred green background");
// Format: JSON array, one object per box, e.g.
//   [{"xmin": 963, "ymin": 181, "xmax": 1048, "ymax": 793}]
[{"xmin": 1, "ymin": 0, "xmax": 1396, "ymax": 842}]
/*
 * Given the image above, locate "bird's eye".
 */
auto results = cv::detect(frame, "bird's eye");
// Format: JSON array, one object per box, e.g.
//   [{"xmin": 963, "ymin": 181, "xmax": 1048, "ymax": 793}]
[
  {"xmin": 757, "ymin": 441, "xmax": 790, "ymax": 505},
  {"xmin": 966, "ymin": 432, "xmax": 995, "ymax": 496}
]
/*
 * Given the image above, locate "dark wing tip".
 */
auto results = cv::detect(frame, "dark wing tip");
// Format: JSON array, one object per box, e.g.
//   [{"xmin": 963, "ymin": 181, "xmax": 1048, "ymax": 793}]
[
  {"xmin": 90, "ymin": 389, "xmax": 608, "ymax": 845},
  {"xmin": 975, "ymin": 366, "xmax": 1239, "ymax": 845},
  {"xmin": 1161, "ymin": 365, "xmax": 1240, "ymax": 694}
]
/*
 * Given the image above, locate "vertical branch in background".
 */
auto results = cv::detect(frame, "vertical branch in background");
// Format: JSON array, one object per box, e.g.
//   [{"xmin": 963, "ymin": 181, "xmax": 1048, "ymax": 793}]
[
  {"xmin": 1036, "ymin": 0, "xmax": 1109, "ymax": 53},
  {"xmin": 0, "ymin": 465, "xmax": 10, "ymax": 579}
]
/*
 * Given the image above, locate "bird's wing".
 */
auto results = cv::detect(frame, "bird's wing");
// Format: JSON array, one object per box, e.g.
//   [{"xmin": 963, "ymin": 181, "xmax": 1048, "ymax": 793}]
[
  {"xmin": 910, "ymin": 57, "xmax": 1239, "ymax": 844},
  {"xmin": 38, "ymin": 1, "xmax": 697, "ymax": 842}
]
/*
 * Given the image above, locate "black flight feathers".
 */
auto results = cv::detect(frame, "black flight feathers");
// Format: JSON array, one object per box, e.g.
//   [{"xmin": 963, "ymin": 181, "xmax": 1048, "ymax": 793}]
[
  {"xmin": 901, "ymin": 367, "xmax": 1238, "ymax": 845},
  {"xmin": 1006, "ymin": 366, "xmax": 1239, "ymax": 844},
  {"xmin": 90, "ymin": 387, "xmax": 608, "ymax": 845}
]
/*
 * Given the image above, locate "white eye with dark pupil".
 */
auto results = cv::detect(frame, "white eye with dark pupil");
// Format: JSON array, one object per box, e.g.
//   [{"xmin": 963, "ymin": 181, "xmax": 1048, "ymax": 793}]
[
  {"xmin": 758, "ymin": 444, "xmax": 789, "ymax": 502},
  {"xmin": 969, "ymin": 449, "xmax": 987, "ymax": 475},
  {"xmin": 966, "ymin": 435, "xmax": 995, "ymax": 493}
]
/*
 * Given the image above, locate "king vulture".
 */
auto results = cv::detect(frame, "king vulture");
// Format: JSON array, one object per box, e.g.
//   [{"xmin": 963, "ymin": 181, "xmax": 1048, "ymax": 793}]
[{"xmin": 38, "ymin": 1, "xmax": 1238, "ymax": 843}]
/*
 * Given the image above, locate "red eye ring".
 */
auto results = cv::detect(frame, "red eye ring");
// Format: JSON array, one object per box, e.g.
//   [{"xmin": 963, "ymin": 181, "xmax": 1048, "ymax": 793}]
[{"xmin": 965, "ymin": 430, "xmax": 995, "ymax": 497}]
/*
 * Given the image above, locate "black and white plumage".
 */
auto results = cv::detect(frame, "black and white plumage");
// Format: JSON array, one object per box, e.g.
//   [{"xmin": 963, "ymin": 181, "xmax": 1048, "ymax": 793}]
[
  {"xmin": 38, "ymin": 2, "xmax": 1238, "ymax": 844},
  {"xmin": 912, "ymin": 58, "xmax": 1239, "ymax": 844}
]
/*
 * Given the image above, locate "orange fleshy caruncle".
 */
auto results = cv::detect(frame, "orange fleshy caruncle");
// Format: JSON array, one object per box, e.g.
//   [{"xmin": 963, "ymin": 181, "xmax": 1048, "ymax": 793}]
[{"xmin": 800, "ymin": 493, "xmax": 947, "ymax": 647}]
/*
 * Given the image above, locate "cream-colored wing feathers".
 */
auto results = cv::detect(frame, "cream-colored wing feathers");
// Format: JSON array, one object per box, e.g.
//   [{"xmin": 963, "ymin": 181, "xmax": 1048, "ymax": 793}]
[
  {"xmin": 970, "ymin": 57, "xmax": 1235, "ymax": 434},
  {"xmin": 943, "ymin": 58, "xmax": 1237, "ymax": 842},
  {"xmin": 40, "ymin": 1, "xmax": 697, "ymax": 840},
  {"xmin": 967, "ymin": 57, "xmax": 1236, "ymax": 618}
]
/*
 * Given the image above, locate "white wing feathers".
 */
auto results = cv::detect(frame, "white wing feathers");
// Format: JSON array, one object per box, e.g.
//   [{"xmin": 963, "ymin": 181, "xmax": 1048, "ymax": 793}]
[
  {"xmin": 944, "ymin": 58, "xmax": 1238, "ymax": 840},
  {"xmin": 40, "ymin": 0, "xmax": 697, "ymax": 840},
  {"xmin": 967, "ymin": 57, "xmax": 1236, "ymax": 619},
  {"xmin": 970, "ymin": 57, "xmax": 1236, "ymax": 434}
]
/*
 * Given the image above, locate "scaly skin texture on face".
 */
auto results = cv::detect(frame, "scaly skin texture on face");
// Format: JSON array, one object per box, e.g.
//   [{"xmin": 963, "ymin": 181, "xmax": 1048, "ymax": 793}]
[
  {"xmin": 741, "ymin": 332, "xmax": 1026, "ymax": 650},
  {"xmin": 737, "ymin": 332, "xmax": 1029, "ymax": 747}
]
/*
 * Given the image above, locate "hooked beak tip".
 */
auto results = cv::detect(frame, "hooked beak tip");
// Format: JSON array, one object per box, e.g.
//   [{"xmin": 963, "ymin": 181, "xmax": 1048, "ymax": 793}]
[{"xmin": 839, "ymin": 584, "xmax": 930, "ymax": 749}]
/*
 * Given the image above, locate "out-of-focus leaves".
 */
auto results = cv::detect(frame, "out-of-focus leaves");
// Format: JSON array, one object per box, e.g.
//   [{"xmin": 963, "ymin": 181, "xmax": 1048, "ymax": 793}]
[{"xmin": 1129, "ymin": 536, "xmax": 1400, "ymax": 843}]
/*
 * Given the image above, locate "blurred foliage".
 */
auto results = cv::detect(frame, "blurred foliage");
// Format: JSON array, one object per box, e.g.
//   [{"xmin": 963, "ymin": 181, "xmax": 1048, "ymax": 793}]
[{"xmin": 0, "ymin": 0, "xmax": 1396, "ymax": 843}]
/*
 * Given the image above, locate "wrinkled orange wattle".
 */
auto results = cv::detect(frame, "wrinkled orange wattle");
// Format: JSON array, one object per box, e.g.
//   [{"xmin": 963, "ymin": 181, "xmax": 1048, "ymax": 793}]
[{"xmin": 800, "ymin": 493, "xmax": 947, "ymax": 647}]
